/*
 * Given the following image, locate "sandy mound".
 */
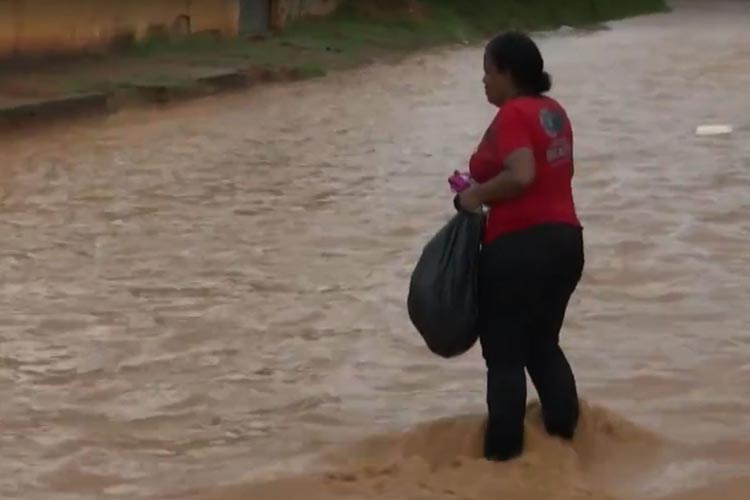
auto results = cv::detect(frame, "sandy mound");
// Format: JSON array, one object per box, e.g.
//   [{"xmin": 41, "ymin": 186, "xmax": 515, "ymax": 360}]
[{"xmin": 184, "ymin": 400, "xmax": 663, "ymax": 500}]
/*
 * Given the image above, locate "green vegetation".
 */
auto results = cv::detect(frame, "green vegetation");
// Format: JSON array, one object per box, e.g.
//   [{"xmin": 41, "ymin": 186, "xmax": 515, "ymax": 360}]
[
  {"xmin": 119, "ymin": 0, "xmax": 670, "ymax": 76},
  {"xmin": 271, "ymin": 0, "xmax": 670, "ymax": 65},
  {"xmin": 1, "ymin": 0, "xmax": 669, "ymax": 106},
  {"xmin": 413, "ymin": 0, "xmax": 670, "ymax": 36}
]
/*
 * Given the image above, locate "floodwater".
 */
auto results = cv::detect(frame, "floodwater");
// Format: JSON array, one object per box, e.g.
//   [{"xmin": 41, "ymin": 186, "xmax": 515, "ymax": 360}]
[{"xmin": 1, "ymin": 1, "xmax": 749, "ymax": 499}]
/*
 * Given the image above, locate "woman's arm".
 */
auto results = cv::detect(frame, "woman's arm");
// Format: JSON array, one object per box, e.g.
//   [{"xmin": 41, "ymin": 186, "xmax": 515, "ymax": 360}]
[{"xmin": 458, "ymin": 148, "xmax": 535, "ymax": 211}]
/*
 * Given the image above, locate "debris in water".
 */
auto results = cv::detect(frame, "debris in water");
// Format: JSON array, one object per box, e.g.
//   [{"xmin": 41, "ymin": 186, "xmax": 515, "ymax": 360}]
[{"xmin": 695, "ymin": 124, "xmax": 733, "ymax": 136}]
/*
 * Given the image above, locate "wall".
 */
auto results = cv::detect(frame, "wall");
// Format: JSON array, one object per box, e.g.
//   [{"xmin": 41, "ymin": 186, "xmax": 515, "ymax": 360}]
[
  {"xmin": 0, "ymin": 0, "xmax": 345, "ymax": 59},
  {"xmin": 271, "ymin": 0, "xmax": 342, "ymax": 28},
  {"xmin": 0, "ymin": 0, "xmax": 240, "ymax": 59},
  {"xmin": 0, "ymin": 2, "xmax": 15, "ymax": 57}
]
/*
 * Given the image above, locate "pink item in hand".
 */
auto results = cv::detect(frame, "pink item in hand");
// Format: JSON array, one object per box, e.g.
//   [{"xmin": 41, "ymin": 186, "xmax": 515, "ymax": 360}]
[{"xmin": 449, "ymin": 170, "xmax": 472, "ymax": 193}]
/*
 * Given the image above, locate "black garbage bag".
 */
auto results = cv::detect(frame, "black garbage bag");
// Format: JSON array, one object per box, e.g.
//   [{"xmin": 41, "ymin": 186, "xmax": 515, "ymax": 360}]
[{"xmin": 407, "ymin": 210, "xmax": 484, "ymax": 358}]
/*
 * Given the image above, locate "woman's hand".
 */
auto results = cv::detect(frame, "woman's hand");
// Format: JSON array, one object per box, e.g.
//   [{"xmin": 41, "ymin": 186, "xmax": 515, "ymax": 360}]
[
  {"xmin": 457, "ymin": 188, "xmax": 483, "ymax": 212},
  {"xmin": 456, "ymin": 148, "xmax": 535, "ymax": 211}
]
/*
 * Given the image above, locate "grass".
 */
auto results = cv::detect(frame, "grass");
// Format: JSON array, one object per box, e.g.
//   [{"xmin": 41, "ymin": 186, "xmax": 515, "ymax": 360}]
[
  {"xmin": 119, "ymin": 0, "xmax": 670, "ymax": 72},
  {"xmin": 1, "ymin": 0, "xmax": 669, "ymax": 104},
  {"xmin": 277, "ymin": 0, "xmax": 670, "ymax": 50},
  {"xmin": 416, "ymin": 0, "xmax": 670, "ymax": 35}
]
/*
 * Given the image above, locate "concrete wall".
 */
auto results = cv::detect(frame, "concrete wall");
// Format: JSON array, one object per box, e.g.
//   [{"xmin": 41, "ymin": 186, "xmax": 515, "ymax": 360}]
[
  {"xmin": 0, "ymin": 0, "xmax": 344, "ymax": 59},
  {"xmin": 271, "ymin": 0, "xmax": 342, "ymax": 28},
  {"xmin": 0, "ymin": 3, "xmax": 15, "ymax": 57},
  {"xmin": 0, "ymin": 0, "xmax": 240, "ymax": 58}
]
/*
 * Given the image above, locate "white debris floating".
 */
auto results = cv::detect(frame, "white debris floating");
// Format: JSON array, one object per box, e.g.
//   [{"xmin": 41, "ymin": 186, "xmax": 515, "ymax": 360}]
[{"xmin": 695, "ymin": 124, "xmax": 733, "ymax": 136}]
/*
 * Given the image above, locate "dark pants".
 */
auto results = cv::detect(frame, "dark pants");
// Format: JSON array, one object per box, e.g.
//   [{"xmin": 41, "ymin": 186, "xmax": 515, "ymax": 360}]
[{"xmin": 478, "ymin": 223, "xmax": 584, "ymax": 461}]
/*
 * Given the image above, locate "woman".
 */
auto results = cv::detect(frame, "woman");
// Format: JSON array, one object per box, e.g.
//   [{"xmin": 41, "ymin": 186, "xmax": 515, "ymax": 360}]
[{"xmin": 456, "ymin": 31, "xmax": 584, "ymax": 461}]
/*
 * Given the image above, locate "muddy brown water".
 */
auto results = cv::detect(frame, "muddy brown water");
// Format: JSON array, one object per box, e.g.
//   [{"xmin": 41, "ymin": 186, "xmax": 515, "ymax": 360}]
[{"xmin": 1, "ymin": 1, "xmax": 749, "ymax": 499}]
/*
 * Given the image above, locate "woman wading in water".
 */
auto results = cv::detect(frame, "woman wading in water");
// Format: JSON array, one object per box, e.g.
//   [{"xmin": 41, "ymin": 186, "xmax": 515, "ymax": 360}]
[{"xmin": 456, "ymin": 32, "xmax": 584, "ymax": 461}]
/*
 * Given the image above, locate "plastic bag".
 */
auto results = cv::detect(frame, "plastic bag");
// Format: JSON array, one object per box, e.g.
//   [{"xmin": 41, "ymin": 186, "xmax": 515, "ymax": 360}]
[
  {"xmin": 407, "ymin": 210, "xmax": 484, "ymax": 358},
  {"xmin": 448, "ymin": 170, "xmax": 473, "ymax": 193}
]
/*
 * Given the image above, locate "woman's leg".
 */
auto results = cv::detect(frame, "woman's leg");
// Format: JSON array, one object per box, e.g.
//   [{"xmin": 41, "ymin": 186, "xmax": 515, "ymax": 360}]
[
  {"xmin": 525, "ymin": 228, "xmax": 583, "ymax": 439},
  {"xmin": 525, "ymin": 297, "xmax": 580, "ymax": 439},
  {"xmin": 481, "ymin": 316, "xmax": 528, "ymax": 461},
  {"xmin": 478, "ymin": 240, "xmax": 533, "ymax": 461}
]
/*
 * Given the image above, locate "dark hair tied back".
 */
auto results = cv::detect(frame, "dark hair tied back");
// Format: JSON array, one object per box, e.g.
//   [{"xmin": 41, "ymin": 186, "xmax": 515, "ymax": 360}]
[
  {"xmin": 533, "ymin": 71, "xmax": 552, "ymax": 94},
  {"xmin": 486, "ymin": 31, "xmax": 552, "ymax": 95}
]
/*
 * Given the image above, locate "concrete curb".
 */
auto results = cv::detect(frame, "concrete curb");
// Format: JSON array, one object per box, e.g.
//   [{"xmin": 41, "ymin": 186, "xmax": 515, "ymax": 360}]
[
  {"xmin": 0, "ymin": 92, "xmax": 109, "ymax": 125},
  {"xmin": 0, "ymin": 66, "xmax": 306, "ymax": 128},
  {"xmin": 195, "ymin": 69, "xmax": 250, "ymax": 89}
]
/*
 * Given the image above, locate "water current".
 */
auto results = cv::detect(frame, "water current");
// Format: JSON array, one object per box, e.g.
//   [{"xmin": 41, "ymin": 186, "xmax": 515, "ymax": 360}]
[{"xmin": 1, "ymin": 1, "xmax": 749, "ymax": 499}]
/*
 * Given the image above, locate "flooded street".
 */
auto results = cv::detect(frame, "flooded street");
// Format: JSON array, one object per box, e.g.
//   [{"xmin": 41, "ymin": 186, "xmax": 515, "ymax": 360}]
[{"xmin": 1, "ymin": 1, "xmax": 749, "ymax": 499}]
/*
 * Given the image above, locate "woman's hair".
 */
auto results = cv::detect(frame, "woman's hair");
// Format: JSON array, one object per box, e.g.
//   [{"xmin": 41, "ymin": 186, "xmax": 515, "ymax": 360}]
[{"xmin": 485, "ymin": 31, "xmax": 552, "ymax": 95}]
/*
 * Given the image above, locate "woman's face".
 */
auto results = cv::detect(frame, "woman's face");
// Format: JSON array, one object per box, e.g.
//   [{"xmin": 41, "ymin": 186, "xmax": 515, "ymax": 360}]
[{"xmin": 483, "ymin": 52, "xmax": 513, "ymax": 107}]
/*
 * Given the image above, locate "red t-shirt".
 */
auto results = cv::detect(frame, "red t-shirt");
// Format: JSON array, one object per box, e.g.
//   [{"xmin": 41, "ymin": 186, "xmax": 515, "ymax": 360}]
[{"xmin": 469, "ymin": 96, "xmax": 580, "ymax": 244}]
